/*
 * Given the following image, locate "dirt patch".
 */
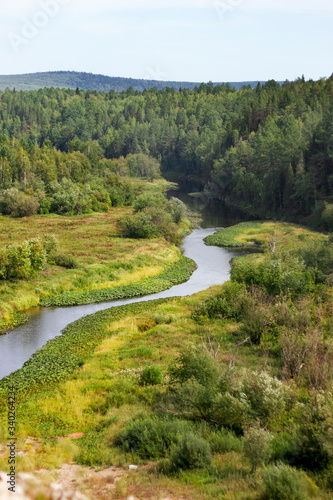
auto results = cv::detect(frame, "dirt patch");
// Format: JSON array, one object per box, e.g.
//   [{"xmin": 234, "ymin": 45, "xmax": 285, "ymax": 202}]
[{"xmin": 50, "ymin": 463, "xmax": 128, "ymax": 498}]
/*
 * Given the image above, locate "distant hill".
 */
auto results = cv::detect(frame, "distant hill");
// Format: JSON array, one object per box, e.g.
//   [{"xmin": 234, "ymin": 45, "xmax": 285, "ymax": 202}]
[{"xmin": 0, "ymin": 71, "xmax": 273, "ymax": 92}]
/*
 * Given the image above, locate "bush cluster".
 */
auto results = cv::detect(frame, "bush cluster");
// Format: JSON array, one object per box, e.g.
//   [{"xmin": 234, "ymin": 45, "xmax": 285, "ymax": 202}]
[
  {"xmin": 118, "ymin": 194, "xmax": 188, "ymax": 243},
  {"xmin": 162, "ymin": 348, "xmax": 288, "ymax": 428},
  {"xmin": 0, "ymin": 238, "xmax": 46, "ymax": 280},
  {"xmin": 263, "ymin": 463, "xmax": 318, "ymax": 500}
]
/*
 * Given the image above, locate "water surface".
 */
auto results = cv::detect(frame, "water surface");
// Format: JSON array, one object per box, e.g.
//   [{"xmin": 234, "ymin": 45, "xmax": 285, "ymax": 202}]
[{"xmin": 0, "ymin": 228, "xmax": 237, "ymax": 379}]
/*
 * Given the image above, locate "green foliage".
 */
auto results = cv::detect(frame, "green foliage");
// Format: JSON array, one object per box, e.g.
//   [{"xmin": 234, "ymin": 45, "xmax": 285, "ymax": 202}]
[
  {"xmin": 0, "ymin": 188, "xmax": 40, "ymax": 217},
  {"xmin": 76, "ymin": 429, "xmax": 106, "ymax": 466},
  {"xmin": 118, "ymin": 211, "xmax": 160, "ymax": 239},
  {"xmin": 139, "ymin": 365, "xmax": 163, "ymax": 386},
  {"xmin": 0, "ymin": 238, "xmax": 46, "ymax": 280},
  {"xmin": 208, "ymin": 428, "xmax": 243, "ymax": 454},
  {"xmin": 243, "ymin": 426, "xmax": 273, "ymax": 472},
  {"xmin": 39, "ymin": 256, "xmax": 197, "ymax": 306},
  {"xmin": 242, "ymin": 371, "xmax": 287, "ymax": 425},
  {"xmin": 168, "ymin": 433, "xmax": 212, "ymax": 471},
  {"xmin": 122, "ymin": 194, "xmax": 188, "ymax": 242},
  {"xmin": 162, "ymin": 345, "xmax": 291, "ymax": 429},
  {"xmin": 51, "ymin": 254, "xmax": 79, "ymax": 269},
  {"xmin": 115, "ymin": 417, "xmax": 192, "ymax": 459},
  {"xmin": 168, "ymin": 347, "xmax": 220, "ymax": 387},
  {"xmin": 292, "ymin": 423, "xmax": 330, "ymax": 472},
  {"xmin": 43, "ymin": 234, "xmax": 60, "ymax": 255},
  {"xmin": 231, "ymin": 253, "xmax": 313, "ymax": 297},
  {"xmin": 297, "ymin": 239, "xmax": 333, "ymax": 284},
  {"xmin": 0, "ymin": 77, "xmax": 332, "ymax": 223},
  {"xmin": 205, "ymin": 222, "xmax": 263, "ymax": 248},
  {"xmin": 0, "ymin": 299, "xmax": 169, "ymax": 402},
  {"xmin": 263, "ymin": 463, "xmax": 318, "ymax": 500},
  {"xmin": 0, "ymin": 312, "xmax": 28, "ymax": 335},
  {"xmin": 192, "ymin": 282, "xmax": 246, "ymax": 322},
  {"xmin": 28, "ymin": 238, "xmax": 47, "ymax": 271},
  {"xmin": 118, "ymin": 206, "xmax": 180, "ymax": 243},
  {"xmin": 127, "ymin": 153, "xmax": 161, "ymax": 180},
  {"xmin": 322, "ymin": 203, "xmax": 333, "ymax": 232},
  {"xmin": 133, "ymin": 193, "xmax": 166, "ymax": 213}
]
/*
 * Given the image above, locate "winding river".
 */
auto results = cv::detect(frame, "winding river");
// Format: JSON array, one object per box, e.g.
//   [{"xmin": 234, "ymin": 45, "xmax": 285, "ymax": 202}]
[{"xmin": 0, "ymin": 228, "xmax": 238, "ymax": 380}]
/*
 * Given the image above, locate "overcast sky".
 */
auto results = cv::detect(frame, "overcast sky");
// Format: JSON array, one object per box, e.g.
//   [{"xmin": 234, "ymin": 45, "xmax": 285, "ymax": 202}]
[{"xmin": 0, "ymin": 0, "xmax": 332, "ymax": 82}]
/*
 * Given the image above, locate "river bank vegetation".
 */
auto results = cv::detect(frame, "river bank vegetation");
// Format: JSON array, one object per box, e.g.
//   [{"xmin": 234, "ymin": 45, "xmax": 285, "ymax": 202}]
[
  {"xmin": 1, "ymin": 222, "xmax": 332, "ymax": 499},
  {"xmin": 0, "ymin": 177, "xmax": 193, "ymax": 333}
]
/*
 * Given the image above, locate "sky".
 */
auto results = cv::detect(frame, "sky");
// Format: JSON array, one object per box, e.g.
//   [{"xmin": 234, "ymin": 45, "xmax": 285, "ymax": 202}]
[{"xmin": 0, "ymin": 0, "xmax": 332, "ymax": 83}]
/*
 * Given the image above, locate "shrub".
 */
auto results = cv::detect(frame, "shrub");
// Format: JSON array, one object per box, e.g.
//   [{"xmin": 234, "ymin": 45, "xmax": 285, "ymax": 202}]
[
  {"xmin": 49, "ymin": 178, "xmax": 80, "ymax": 215},
  {"xmin": 292, "ymin": 423, "xmax": 329, "ymax": 471},
  {"xmin": 139, "ymin": 365, "xmax": 163, "ymax": 386},
  {"xmin": 0, "ymin": 187, "xmax": 39, "ymax": 217},
  {"xmin": 163, "ymin": 377, "xmax": 219, "ymax": 421},
  {"xmin": 118, "ymin": 211, "xmax": 159, "ymax": 239},
  {"xmin": 192, "ymin": 282, "xmax": 246, "ymax": 322},
  {"xmin": 0, "ymin": 238, "xmax": 47, "ymax": 280},
  {"xmin": 168, "ymin": 347, "xmax": 220, "ymax": 387},
  {"xmin": 167, "ymin": 197, "xmax": 187, "ymax": 224},
  {"xmin": 243, "ymin": 426, "xmax": 273, "ymax": 472},
  {"xmin": 119, "ymin": 201, "xmax": 179, "ymax": 243},
  {"xmin": 3, "ymin": 241, "xmax": 32, "ymax": 279},
  {"xmin": 127, "ymin": 153, "xmax": 161, "ymax": 180},
  {"xmin": 240, "ymin": 304, "xmax": 270, "ymax": 345},
  {"xmin": 231, "ymin": 252, "xmax": 313, "ymax": 297},
  {"xmin": 212, "ymin": 392, "xmax": 250, "ymax": 427},
  {"xmin": 208, "ymin": 428, "xmax": 243, "ymax": 453},
  {"xmin": 242, "ymin": 371, "xmax": 287, "ymax": 424},
  {"xmin": 52, "ymin": 254, "xmax": 79, "ymax": 269},
  {"xmin": 133, "ymin": 193, "xmax": 166, "ymax": 213},
  {"xmin": 169, "ymin": 433, "xmax": 212, "ymax": 471},
  {"xmin": 43, "ymin": 234, "xmax": 60, "ymax": 255},
  {"xmin": 28, "ymin": 238, "xmax": 47, "ymax": 271},
  {"xmin": 297, "ymin": 240, "xmax": 333, "ymax": 284},
  {"xmin": 263, "ymin": 463, "xmax": 318, "ymax": 499},
  {"xmin": 115, "ymin": 417, "xmax": 192, "ymax": 459}
]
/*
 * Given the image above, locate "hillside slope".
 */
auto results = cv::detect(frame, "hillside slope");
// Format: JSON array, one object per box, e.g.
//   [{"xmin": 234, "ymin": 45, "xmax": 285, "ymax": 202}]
[{"xmin": 0, "ymin": 71, "xmax": 269, "ymax": 92}]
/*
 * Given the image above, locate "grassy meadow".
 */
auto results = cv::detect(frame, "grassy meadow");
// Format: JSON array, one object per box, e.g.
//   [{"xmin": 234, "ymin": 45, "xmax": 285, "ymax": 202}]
[
  {"xmin": 0, "ymin": 221, "xmax": 332, "ymax": 499},
  {"xmin": 205, "ymin": 221, "xmax": 328, "ymax": 249},
  {"xmin": 0, "ymin": 178, "xmax": 190, "ymax": 333}
]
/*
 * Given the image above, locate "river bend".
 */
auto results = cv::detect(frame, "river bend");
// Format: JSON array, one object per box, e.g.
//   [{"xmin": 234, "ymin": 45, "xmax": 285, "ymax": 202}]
[{"xmin": 0, "ymin": 228, "xmax": 237, "ymax": 379}]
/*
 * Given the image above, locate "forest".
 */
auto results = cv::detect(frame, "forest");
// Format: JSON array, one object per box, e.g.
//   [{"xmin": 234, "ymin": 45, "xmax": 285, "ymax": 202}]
[{"xmin": 0, "ymin": 75, "xmax": 332, "ymax": 229}]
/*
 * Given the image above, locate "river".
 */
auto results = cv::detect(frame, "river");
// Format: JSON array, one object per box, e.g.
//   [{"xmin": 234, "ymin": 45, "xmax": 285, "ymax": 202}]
[{"xmin": 0, "ymin": 227, "xmax": 240, "ymax": 380}]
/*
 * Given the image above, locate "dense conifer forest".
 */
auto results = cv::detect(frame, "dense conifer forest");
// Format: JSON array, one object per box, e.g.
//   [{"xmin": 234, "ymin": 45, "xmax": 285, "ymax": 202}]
[{"xmin": 0, "ymin": 76, "xmax": 332, "ymax": 228}]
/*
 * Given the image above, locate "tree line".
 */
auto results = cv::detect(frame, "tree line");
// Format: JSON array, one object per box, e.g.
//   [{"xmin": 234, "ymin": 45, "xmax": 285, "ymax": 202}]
[{"xmin": 0, "ymin": 76, "xmax": 332, "ymax": 225}]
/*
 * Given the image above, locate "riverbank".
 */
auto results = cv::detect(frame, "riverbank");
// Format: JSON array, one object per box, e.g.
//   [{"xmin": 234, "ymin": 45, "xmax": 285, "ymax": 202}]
[
  {"xmin": 0, "ymin": 183, "xmax": 191, "ymax": 334},
  {"xmin": 0, "ymin": 222, "xmax": 332, "ymax": 499},
  {"xmin": 205, "ymin": 221, "xmax": 327, "ymax": 249}
]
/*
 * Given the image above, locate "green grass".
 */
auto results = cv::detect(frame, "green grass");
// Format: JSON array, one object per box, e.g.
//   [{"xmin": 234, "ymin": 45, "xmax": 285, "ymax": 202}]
[
  {"xmin": 39, "ymin": 256, "xmax": 197, "ymax": 306},
  {"xmin": 0, "ymin": 202, "xmax": 184, "ymax": 332},
  {"xmin": 0, "ymin": 279, "xmax": 331, "ymax": 498},
  {"xmin": 205, "ymin": 221, "xmax": 327, "ymax": 249},
  {"xmin": 0, "ymin": 221, "xmax": 331, "ymax": 499}
]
